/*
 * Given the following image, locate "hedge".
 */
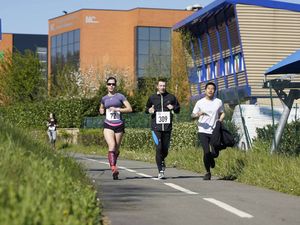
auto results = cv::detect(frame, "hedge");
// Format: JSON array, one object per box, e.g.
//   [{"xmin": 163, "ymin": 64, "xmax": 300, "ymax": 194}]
[
  {"xmin": 0, "ymin": 120, "xmax": 101, "ymax": 225},
  {"xmin": 79, "ymin": 122, "xmax": 198, "ymax": 150},
  {"xmin": 0, "ymin": 98, "xmax": 99, "ymax": 129}
]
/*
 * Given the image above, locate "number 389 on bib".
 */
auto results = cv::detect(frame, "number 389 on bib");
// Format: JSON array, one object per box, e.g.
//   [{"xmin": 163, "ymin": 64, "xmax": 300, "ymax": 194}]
[{"xmin": 156, "ymin": 111, "xmax": 170, "ymax": 124}]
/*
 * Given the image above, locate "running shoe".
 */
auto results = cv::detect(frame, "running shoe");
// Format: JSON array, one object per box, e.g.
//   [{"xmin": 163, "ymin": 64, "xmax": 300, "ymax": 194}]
[
  {"xmin": 158, "ymin": 171, "xmax": 165, "ymax": 179},
  {"xmin": 111, "ymin": 166, "xmax": 119, "ymax": 180},
  {"xmin": 203, "ymin": 172, "xmax": 211, "ymax": 180}
]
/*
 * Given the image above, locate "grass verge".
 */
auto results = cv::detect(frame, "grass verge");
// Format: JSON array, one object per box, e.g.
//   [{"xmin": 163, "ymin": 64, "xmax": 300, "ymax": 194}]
[
  {"xmin": 0, "ymin": 122, "xmax": 101, "ymax": 225},
  {"xmin": 64, "ymin": 140, "xmax": 300, "ymax": 196}
]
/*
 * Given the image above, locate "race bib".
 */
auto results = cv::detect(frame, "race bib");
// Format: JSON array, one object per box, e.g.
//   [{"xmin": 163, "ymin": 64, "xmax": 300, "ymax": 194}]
[
  {"xmin": 156, "ymin": 111, "xmax": 170, "ymax": 124},
  {"xmin": 106, "ymin": 108, "xmax": 121, "ymax": 121},
  {"xmin": 48, "ymin": 126, "xmax": 55, "ymax": 131}
]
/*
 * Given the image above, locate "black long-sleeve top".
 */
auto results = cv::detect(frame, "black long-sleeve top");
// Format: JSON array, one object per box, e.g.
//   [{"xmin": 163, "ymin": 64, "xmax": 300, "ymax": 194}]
[{"xmin": 145, "ymin": 91, "xmax": 180, "ymax": 131}]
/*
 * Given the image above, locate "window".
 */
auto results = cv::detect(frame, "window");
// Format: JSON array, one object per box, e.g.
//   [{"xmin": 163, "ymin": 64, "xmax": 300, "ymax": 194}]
[
  {"xmin": 50, "ymin": 29, "xmax": 80, "ymax": 74},
  {"xmin": 136, "ymin": 27, "xmax": 171, "ymax": 78},
  {"xmin": 36, "ymin": 47, "xmax": 47, "ymax": 79},
  {"xmin": 234, "ymin": 53, "xmax": 245, "ymax": 72}
]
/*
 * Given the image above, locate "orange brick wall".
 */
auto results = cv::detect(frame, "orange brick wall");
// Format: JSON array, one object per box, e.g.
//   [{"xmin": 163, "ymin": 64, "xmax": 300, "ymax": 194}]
[
  {"xmin": 0, "ymin": 33, "xmax": 13, "ymax": 53},
  {"xmin": 48, "ymin": 8, "xmax": 192, "ymax": 87}
]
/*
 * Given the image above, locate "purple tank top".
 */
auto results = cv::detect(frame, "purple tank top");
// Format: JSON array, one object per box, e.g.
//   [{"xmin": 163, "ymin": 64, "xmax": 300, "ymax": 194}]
[{"xmin": 101, "ymin": 93, "xmax": 126, "ymax": 125}]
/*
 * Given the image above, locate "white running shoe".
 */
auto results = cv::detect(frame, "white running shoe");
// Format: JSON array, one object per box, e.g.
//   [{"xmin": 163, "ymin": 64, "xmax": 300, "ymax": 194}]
[{"xmin": 158, "ymin": 171, "xmax": 165, "ymax": 179}]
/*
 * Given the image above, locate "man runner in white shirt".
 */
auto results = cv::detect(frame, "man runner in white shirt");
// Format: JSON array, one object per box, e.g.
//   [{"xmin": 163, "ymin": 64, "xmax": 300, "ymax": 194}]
[{"xmin": 191, "ymin": 82, "xmax": 225, "ymax": 180}]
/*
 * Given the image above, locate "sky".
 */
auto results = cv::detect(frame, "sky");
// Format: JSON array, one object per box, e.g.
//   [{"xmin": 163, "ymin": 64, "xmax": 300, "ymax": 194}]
[
  {"xmin": 0, "ymin": 0, "xmax": 212, "ymax": 34},
  {"xmin": 1, "ymin": 0, "xmax": 300, "ymax": 35}
]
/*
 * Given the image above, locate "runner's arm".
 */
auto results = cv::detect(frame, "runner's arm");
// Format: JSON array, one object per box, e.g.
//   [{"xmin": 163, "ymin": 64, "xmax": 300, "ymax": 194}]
[
  {"xmin": 219, "ymin": 111, "xmax": 225, "ymax": 122},
  {"xmin": 145, "ymin": 97, "xmax": 154, "ymax": 114},
  {"xmin": 172, "ymin": 97, "xmax": 180, "ymax": 114},
  {"xmin": 119, "ymin": 100, "xmax": 132, "ymax": 113},
  {"xmin": 99, "ymin": 103, "xmax": 105, "ymax": 115}
]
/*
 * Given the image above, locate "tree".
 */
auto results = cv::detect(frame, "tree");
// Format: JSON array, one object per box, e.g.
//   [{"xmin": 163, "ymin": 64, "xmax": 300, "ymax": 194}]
[
  {"xmin": 170, "ymin": 31, "xmax": 190, "ymax": 106},
  {"xmin": 0, "ymin": 50, "xmax": 47, "ymax": 105}
]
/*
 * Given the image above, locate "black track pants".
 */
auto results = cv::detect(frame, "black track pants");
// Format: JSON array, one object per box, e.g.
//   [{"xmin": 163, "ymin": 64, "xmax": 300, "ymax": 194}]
[
  {"xmin": 198, "ymin": 132, "xmax": 214, "ymax": 173},
  {"xmin": 152, "ymin": 130, "xmax": 171, "ymax": 172}
]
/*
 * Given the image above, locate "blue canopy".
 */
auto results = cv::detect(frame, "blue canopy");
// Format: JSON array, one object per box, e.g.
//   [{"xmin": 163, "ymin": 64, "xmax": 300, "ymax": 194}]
[{"xmin": 265, "ymin": 50, "xmax": 300, "ymax": 75}]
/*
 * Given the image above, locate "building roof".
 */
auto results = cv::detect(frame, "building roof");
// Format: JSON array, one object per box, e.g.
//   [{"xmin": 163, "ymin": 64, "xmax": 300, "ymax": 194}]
[
  {"xmin": 49, "ymin": 7, "xmax": 188, "ymax": 21},
  {"xmin": 173, "ymin": 0, "xmax": 300, "ymax": 30},
  {"xmin": 265, "ymin": 50, "xmax": 300, "ymax": 75}
]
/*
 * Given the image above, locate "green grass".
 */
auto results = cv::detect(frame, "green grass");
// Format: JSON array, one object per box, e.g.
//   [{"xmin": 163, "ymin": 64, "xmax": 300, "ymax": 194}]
[
  {"xmin": 0, "ymin": 122, "xmax": 101, "ymax": 225},
  {"xmin": 65, "ymin": 140, "xmax": 300, "ymax": 196}
]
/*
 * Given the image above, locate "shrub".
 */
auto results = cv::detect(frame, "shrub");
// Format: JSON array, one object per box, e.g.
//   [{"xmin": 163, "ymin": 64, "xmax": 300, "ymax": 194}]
[
  {"xmin": 0, "ymin": 98, "xmax": 99, "ymax": 129},
  {"xmin": 255, "ymin": 120, "xmax": 300, "ymax": 155},
  {"xmin": 122, "ymin": 128, "xmax": 154, "ymax": 150},
  {"xmin": 0, "ymin": 50, "xmax": 47, "ymax": 105},
  {"xmin": 78, "ymin": 122, "xmax": 198, "ymax": 151},
  {"xmin": 79, "ymin": 129, "xmax": 106, "ymax": 147}
]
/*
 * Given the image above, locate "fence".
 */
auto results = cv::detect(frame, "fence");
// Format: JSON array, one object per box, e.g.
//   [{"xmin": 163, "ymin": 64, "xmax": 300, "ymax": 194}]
[{"xmin": 83, "ymin": 110, "xmax": 192, "ymax": 129}]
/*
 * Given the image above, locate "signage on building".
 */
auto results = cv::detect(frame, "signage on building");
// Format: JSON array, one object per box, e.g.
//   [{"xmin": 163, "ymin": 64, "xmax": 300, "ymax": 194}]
[
  {"xmin": 85, "ymin": 16, "xmax": 99, "ymax": 24},
  {"xmin": 50, "ymin": 15, "xmax": 78, "ymax": 31}
]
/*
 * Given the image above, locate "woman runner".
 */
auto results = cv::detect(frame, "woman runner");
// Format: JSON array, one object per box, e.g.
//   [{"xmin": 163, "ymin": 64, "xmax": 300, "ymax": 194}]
[{"xmin": 99, "ymin": 77, "xmax": 132, "ymax": 180}]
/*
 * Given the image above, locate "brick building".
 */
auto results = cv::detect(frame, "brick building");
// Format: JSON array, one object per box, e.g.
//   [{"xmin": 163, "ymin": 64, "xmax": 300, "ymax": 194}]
[
  {"xmin": 0, "ymin": 33, "xmax": 48, "ymax": 78},
  {"xmin": 48, "ymin": 8, "xmax": 192, "ymax": 90}
]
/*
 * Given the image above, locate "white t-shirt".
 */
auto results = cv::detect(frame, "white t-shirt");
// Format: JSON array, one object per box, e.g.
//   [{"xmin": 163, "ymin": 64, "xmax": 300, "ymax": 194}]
[{"xmin": 192, "ymin": 97, "xmax": 224, "ymax": 134}]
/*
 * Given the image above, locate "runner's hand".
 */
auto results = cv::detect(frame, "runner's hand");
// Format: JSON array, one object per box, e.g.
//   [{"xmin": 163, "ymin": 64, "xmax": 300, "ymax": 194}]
[
  {"xmin": 198, "ymin": 111, "xmax": 207, "ymax": 117},
  {"xmin": 167, "ymin": 104, "xmax": 174, "ymax": 110},
  {"xmin": 149, "ymin": 105, "xmax": 155, "ymax": 114},
  {"xmin": 99, "ymin": 108, "xmax": 105, "ymax": 115}
]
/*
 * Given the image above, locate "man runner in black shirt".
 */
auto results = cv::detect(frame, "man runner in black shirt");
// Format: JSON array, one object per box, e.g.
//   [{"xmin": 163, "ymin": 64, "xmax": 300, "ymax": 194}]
[{"xmin": 145, "ymin": 79, "xmax": 180, "ymax": 179}]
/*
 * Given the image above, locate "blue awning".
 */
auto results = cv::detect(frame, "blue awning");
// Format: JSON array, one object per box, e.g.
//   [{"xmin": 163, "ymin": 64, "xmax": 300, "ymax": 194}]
[{"xmin": 265, "ymin": 50, "xmax": 300, "ymax": 75}]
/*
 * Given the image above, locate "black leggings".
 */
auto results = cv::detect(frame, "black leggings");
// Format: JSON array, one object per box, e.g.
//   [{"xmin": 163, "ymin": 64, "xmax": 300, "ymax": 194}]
[
  {"xmin": 198, "ymin": 133, "xmax": 216, "ymax": 173},
  {"xmin": 152, "ymin": 130, "xmax": 171, "ymax": 172}
]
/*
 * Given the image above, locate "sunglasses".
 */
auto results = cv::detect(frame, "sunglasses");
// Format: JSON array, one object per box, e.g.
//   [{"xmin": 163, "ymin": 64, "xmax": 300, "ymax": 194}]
[{"xmin": 107, "ymin": 83, "xmax": 116, "ymax": 86}]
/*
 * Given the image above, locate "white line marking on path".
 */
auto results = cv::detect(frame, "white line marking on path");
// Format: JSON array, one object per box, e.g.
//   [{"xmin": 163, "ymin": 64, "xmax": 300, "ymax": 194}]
[
  {"xmin": 81, "ymin": 156, "xmax": 254, "ymax": 219},
  {"xmin": 80, "ymin": 157, "xmax": 137, "ymax": 172},
  {"xmin": 118, "ymin": 166, "xmax": 137, "ymax": 173},
  {"xmin": 164, "ymin": 183, "xmax": 198, "ymax": 195},
  {"xmin": 136, "ymin": 172, "xmax": 153, "ymax": 178},
  {"xmin": 203, "ymin": 198, "xmax": 253, "ymax": 218}
]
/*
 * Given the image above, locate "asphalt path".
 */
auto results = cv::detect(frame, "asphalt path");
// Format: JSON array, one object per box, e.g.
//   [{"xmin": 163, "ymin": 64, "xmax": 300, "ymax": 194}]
[{"xmin": 73, "ymin": 153, "xmax": 300, "ymax": 225}]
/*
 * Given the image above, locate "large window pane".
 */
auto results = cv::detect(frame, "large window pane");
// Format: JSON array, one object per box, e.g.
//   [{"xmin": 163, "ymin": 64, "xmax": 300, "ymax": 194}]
[
  {"xmin": 161, "ymin": 55, "xmax": 170, "ymax": 69},
  {"xmin": 62, "ymin": 33, "xmax": 68, "ymax": 46},
  {"xmin": 74, "ymin": 29, "xmax": 80, "ymax": 42},
  {"xmin": 137, "ymin": 54, "xmax": 149, "ymax": 69},
  {"xmin": 56, "ymin": 46, "xmax": 61, "ymax": 57},
  {"xmin": 136, "ymin": 26, "xmax": 171, "ymax": 77},
  {"xmin": 138, "ymin": 69, "xmax": 145, "ymax": 78},
  {"xmin": 68, "ymin": 44, "xmax": 74, "ymax": 56},
  {"xmin": 56, "ymin": 34, "xmax": 62, "ymax": 47},
  {"xmin": 149, "ymin": 55, "xmax": 161, "ymax": 69},
  {"xmin": 68, "ymin": 31, "xmax": 74, "ymax": 44},
  {"xmin": 149, "ymin": 27, "xmax": 160, "ymax": 40},
  {"xmin": 161, "ymin": 41, "xmax": 170, "ymax": 55},
  {"xmin": 51, "ymin": 48, "xmax": 56, "ymax": 58},
  {"xmin": 51, "ymin": 29, "xmax": 80, "ymax": 74},
  {"xmin": 138, "ymin": 27, "xmax": 149, "ymax": 40},
  {"xmin": 149, "ymin": 41, "xmax": 160, "ymax": 55},
  {"xmin": 161, "ymin": 28, "xmax": 170, "ymax": 41},
  {"xmin": 74, "ymin": 42, "xmax": 80, "ymax": 53},
  {"xmin": 138, "ymin": 40, "xmax": 149, "ymax": 55},
  {"xmin": 51, "ymin": 36, "xmax": 56, "ymax": 49},
  {"xmin": 62, "ymin": 45, "xmax": 68, "ymax": 61}
]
